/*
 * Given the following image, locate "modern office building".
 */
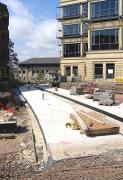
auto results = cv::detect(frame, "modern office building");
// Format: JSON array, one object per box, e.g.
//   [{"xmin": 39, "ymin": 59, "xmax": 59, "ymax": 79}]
[
  {"xmin": 0, "ymin": 3, "xmax": 9, "ymax": 81},
  {"xmin": 58, "ymin": 0, "xmax": 123, "ymax": 83},
  {"xmin": 19, "ymin": 57, "xmax": 60, "ymax": 82}
]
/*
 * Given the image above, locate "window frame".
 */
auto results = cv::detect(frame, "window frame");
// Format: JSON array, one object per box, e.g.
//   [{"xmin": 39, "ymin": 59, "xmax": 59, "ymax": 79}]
[
  {"xmin": 63, "ymin": 23, "xmax": 80, "ymax": 37},
  {"xmin": 63, "ymin": 43, "xmax": 81, "ymax": 57},
  {"xmin": 94, "ymin": 64, "xmax": 103, "ymax": 79},
  {"xmin": 91, "ymin": 0, "xmax": 119, "ymax": 20},
  {"xmin": 91, "ymin": 28, "xmax": 119, "ymax": 51},
  {"xmin": 63, "ymin": 4, "xmax": 80, "ymax": 18}
]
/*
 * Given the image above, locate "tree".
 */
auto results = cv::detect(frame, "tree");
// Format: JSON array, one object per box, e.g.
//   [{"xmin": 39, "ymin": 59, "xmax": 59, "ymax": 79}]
[{"xmin": 8, "ymin": 39, "xmax": 19, "ymax": 79}]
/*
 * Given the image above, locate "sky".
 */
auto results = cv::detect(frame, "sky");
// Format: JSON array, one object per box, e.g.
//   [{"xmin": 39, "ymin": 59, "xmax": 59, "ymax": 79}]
[{"xmin": 1, "ymin": 0, "xmax": 60, "ymax": 61}]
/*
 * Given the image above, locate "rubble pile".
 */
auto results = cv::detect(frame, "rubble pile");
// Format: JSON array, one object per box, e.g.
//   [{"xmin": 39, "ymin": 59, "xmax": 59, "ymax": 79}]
[
  {"xmin": 70, "ymin": 86, "xmax": 83, "ymax": 95},
  {"xmin": 93, "ymin": 89, "xmax": 115, "ymax": 106},
  {"xmin": 0, "ymin": 91, "xmax": 18, "ymax": 134}
]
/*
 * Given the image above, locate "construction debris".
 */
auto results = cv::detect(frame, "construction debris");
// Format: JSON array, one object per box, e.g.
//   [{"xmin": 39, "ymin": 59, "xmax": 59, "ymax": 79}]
[
  {"xmin": 93, "ymin": 89, "xmax": 115, "ymax": 106},
  {"xmin": 70, "ymin": 86, "xmax": 83, "ymax": 95},
  {"xmin": 93, "ymin": 89, "xmax": 105, "ymax": 101},
  {"xmin": 0, "ymin": 90, "xmax": 18, "ymax": 134},
  {"xmin": 69, "ymin": 83, "xmax": 97, "ymax": 95},
  {"xmin": 80, "ymin": 82, "xmax": 97, "ymax": 94},
  {"xmin": 0, "ymin": 120, "xmax": 17, "ymax": 133},
  {"xmin": 0, "ymin": 133, "xmax": 16, "ymax": 139}
]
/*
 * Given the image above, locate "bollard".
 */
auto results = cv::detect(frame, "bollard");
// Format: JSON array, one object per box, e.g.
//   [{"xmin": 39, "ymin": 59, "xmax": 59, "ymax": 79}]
[{"xmin": 42, "ymin": 92, "xmax": 44, "ymax": 100}]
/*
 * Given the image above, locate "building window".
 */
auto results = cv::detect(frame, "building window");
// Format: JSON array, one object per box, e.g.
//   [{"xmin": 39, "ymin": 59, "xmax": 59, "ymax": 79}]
[
  {"xmin": 91, "ymin": 0, "xmax": 119, "ymax": 20},
  {"xmin": 63, "ymin": 24, "xmax": 80, "ymax": 37},
  {"xmin": 23, "ymin": 70, "xmax": 25, "ymax": 74},
  {"xmin": 82, "ymin": 2, "xmax": 88, "ymax": 18},
  {"xmin": 82, "ymin": 23, "xmax": 88, "ymax": 36},
  {"xmin": 95, "ymin": 64, "xmax": 103, "ymax": 79},
  {"xmin": 32, "ymin": 70, "xmax": 35, "ymax": 74},
  {"xmin": 106, "ymin": 64, "xmax": 115, "ymax": 79},
  {"xmin": 63, "ymin": 43, "xmax": 81, "ymax": 57},
  {"xmin": 91, "ymin": 29, "xmax": 119, "ymax": 51},
  {"xmin": 73, "ymin": 66, "xmax": 78, "ymax": 76},
  {"xmin": 83, "ymin": 43, "xmax": 88, "ymax": 55},
  {"xmin": 66, "ymin": 66, "xmax": 71, "ymax": 76},
  {"xmin": 63, "ymin": 4, "xmax": 80, "ymax": 18}
]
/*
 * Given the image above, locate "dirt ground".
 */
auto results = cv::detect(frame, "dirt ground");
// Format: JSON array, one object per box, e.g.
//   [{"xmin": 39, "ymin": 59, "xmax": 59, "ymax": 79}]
[
  {"xmin": 2, "ymin": 149, "xmax": 122, "ymax": 180},
  {"xmin": 0, "ymin": 106, "xmax": 45, "ymax": 179}
]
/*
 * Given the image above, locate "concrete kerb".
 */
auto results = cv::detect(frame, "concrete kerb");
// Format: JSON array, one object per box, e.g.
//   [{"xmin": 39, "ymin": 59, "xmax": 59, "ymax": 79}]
[
  {"xmin": 18, "ymin": 88, "xmax": 54, "ymax": 168},
  {"xmin": 37, "ymin": 87, "xmax": 123, "ymax": 123}
]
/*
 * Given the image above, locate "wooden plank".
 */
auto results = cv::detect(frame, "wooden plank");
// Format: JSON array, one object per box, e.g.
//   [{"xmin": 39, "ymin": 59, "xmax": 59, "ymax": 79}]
[
  {"xmin": 78, "ymin": 111, "xmax": 119, "ymax": 136},
  {"xmin": 0, "ymin": 133, "xmax": 16, "ymax": 139},
  {"xmin": 70, "ymin": 112, "xmax": 88, "ymax": 133},
  {"xmin": 70, "ymin": 110, "xmax": 119, "ymax": 136}
]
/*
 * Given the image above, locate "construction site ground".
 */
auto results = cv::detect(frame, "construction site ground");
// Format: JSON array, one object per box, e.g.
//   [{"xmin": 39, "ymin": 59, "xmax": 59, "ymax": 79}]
[
  {"xmin": 0, "ymin": 85, "xmax": 123, "ymax": 179},
  {"xmin": 38, "ymin": 84, "xmax": 123, "ymax": 119},
  {"xmin": 0, "ymin": 105, "xmax": 45, "ymax": 179}
]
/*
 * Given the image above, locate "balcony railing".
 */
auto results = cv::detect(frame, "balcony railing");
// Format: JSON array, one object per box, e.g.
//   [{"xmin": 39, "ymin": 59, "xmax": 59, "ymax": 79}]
[
  {"xmin": 57, "ymin": 33, "xmax": 82, "ymax": 39},
  {"xmin": 57, "ymin": 14, "xmax": 81, "ymax": 21}
]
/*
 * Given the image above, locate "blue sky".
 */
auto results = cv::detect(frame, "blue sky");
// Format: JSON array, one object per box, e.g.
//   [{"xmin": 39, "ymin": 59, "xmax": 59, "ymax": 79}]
[
  {"xmin": 1, "ymin": 0, "xmax": 60, "ymax": 61},
  {"xmin": 22, "ymin": 0, "xmax": 58, "ymax": 17}
]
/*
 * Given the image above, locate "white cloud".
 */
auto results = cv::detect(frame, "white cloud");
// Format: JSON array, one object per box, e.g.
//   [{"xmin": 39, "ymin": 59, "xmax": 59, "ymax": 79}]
[{"xmin": 1, "ymin": 0, "xmax": 59, "ymax": 61}]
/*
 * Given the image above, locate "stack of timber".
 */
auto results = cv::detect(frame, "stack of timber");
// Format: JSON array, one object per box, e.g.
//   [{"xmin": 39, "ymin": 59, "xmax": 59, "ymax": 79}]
[{"xmin": 69, "ymin": 110, "xmax": 119, "ymax": 136}]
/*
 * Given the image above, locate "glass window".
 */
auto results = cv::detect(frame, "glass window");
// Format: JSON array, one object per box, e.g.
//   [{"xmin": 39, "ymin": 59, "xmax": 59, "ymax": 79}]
[
  {"xmin": 106, "ymin": 64, "xmax": 115, "ymax": 79},
  {"xmin": 63, "ymin": 43, "xmax": 81, "ymax": 57},
  {"xmin": 83, "ymin": 43, "xmax": 88, "ymax": 55},
  {"xmin": 95, "ymin": 64, "xmax": 103, "ymax": 79},
  {"xmin": 64, "ymin": 24, "xmax": 80, "ymax": 37},
  {"xmin": 73, "ymin": 66, "xmax": 78, "ymax": 76},
  {"xmin": 82, "ymin": 23, "xmax": 88, "ymax": 35},
  {"xmin": 63, "ymin": 4, "xmax": 80, "ymax": 18},
  {"xmin": 82, "ymin": 2, "xmax": 88, "ymax": 18},
  {"xmin": 66, "ymin": 66, "xmax": 71, "ymax": 76},
  {"xmin": 91, "ymin": 0, "xmax": 119, "ymax": 19},
  {"xmin": 91, "ymin": 29, "xmax": 119, "ymax": 51}
]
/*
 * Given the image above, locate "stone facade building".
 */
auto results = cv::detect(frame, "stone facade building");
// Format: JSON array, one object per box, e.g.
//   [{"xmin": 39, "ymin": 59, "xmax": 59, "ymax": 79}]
[
  {"xmin": 0, "ymin": 3, "xmax": 9, "ymax": 81},
  {"xmin": 19, "ymin": 57, "xmax": 60, "ymax": 82},
  {"xmin": 58, "ymin": 0, "xmax": 123, "ymax": 84}
]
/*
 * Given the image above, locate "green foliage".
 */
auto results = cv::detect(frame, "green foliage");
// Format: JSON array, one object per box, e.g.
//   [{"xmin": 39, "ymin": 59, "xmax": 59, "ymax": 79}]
[{"xmin": 9, "ymin": 39, "xmax": 19, "ymax": 79}]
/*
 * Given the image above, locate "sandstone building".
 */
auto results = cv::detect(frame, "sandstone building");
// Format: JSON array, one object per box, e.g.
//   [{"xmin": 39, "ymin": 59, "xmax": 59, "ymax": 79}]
[
  {"xmin": 19, "ymin": 57, "xmax": 60, "ymax": 82},
  {"xmin": 58, "ymin": 0, "xmax": 123, "ymax": 83},
  {"xmin": 0, "ymin": 3, "xmax": 9, "ymax": 81}
]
